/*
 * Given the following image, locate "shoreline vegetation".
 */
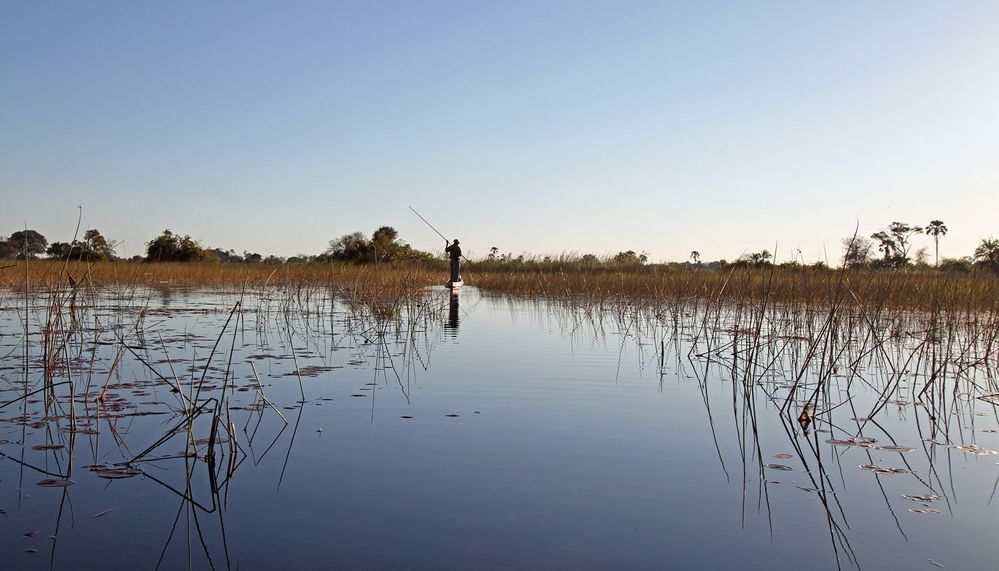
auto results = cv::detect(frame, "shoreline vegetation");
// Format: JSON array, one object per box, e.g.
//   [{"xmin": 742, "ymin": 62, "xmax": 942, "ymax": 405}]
[
  {"xmin": 2, "ymin": 259, "xmax": 999, "ymax": 311},
  {"xmin": 2, "ymin": 236, "xmax": 998, "ymax": 570},
  {"xmin": 2, "ymin": 221, "xmax": 999, "ymax": 309}
]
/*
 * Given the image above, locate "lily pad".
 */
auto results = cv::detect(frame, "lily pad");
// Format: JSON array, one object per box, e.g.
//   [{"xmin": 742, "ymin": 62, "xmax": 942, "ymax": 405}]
[{"xmin": 36, "ymin": 479, "xmax": 73, "ymax": 488}]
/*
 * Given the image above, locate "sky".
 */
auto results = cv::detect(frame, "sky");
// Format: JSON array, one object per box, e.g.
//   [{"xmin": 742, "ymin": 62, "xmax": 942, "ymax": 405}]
[{"xmin": 2, "ymin": 1, "xmax": 998, "ymax": 263}]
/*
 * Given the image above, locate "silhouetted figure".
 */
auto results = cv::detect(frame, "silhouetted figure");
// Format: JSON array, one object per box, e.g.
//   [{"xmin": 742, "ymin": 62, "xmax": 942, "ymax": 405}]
[{"xmin": 445, "ymin": 239, "xmax": 462, "ymax": 284}]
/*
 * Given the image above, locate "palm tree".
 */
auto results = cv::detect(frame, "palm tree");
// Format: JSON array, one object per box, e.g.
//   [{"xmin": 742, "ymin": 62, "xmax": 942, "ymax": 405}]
[
  {"xmin": 689, "ymin": 250, "xmax": 701, "ymax": 265},
  {"xmin": 925, "ymin": 220, "xmax": 948, "ymax": 267},
  {"xmin": 975, "ymin": 238, "xmax": 999, "ymax": 269},
  {"xmin": 747, "ymin": 250, "xmax": 771, "ymax": 266}
]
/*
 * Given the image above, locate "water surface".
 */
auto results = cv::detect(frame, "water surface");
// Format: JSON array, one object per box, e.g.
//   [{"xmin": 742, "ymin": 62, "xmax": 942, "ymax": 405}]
[{"xmin": 0, "ymin": 286, "xmax": 996, "ymax": 570}]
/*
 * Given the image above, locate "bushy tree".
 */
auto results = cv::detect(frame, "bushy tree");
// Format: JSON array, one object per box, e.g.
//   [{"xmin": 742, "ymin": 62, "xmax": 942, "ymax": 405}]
[
  {"xmin": 44, "ymin": 229, "xmax": 116, "ymax": 261},
  {"xmin": 321, "ymin": 227, "xmax": 434, "ymax": 264},
  {"xmin": 939, "ymin": 257, "xmax": 973, "ymax": 273},
  {"xmin": 209, "ymin": 248, "xmax": 242, "ymax": 263},
  {"xmin": 8, "ymin": 230, "xmax": 48, "ymax": 258},
  {"xmin": 323, "ymin": 231, "xmax": 370, "ymax": 262},
  {"xmin": 83, "ymin": 229, "xmax": 115, "ymax": 260},
  {"xmin": 612, "ymin": 250, "xmax": 648, "ymax": 265},
  {"xmin": 841, "ymin": 236, "xmax": 873, "ymax": 268},
  {"xmin": 871, "ymin": 222, "xmax": 923, "ymax": 267},
  {"xmin": 914, "ymin": 247, "xmax": 931, "ymax": 267},
  {"xmin": 371, "ymin": 226, "xmax": 399, "ymax": 262},
  {"xmin": 145, "ymin": 229, "xmax": 209, "ymax": 262},
  {"xmin": 0, "ymin": 240, "xmax": 18, "ymax": 259},
  {"xmin": 47, "ymin": 241, "xmax": 83, "ymax": 259}
]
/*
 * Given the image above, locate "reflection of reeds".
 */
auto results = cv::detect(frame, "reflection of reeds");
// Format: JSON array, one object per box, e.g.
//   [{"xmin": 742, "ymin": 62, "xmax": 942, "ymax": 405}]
[
  {"xmin": 4, "ymin": 255, "xmax": 999, "ymax": 569},
  {"xmin": 512, "ymin": 262, "xmax": 998, "ymax": 569},
  {"xmin": 0, "ymin": 264, "xmax": 454, "ymax": 568}
]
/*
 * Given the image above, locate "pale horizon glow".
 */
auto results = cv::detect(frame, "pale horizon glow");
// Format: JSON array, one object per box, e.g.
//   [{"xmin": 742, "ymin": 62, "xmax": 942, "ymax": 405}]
[{"xmin": 2, "ymin": 2, "xmax": 998, "ymax": 263}]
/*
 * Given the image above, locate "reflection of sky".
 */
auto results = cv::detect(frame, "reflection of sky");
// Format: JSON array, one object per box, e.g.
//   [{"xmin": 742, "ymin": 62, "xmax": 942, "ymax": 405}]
[
  {"xmin": 3, "ymin": 3, "xmax": 999, "ymax": 262},
  {"xmin": 1, "ymin": 287, "xmax": 998, "ymax": 568}
]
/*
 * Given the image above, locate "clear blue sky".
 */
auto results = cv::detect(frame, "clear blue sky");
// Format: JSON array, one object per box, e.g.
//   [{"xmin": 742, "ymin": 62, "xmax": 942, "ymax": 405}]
[{"xmin": 3, "ymin": 1, "xmax": 997, "ymax": 262}]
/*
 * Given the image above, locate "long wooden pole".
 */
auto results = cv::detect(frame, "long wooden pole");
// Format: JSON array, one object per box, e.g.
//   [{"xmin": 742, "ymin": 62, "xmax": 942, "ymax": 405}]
[
  {"xmin": 408, "ymin": 206, "xmax": 448, "ymax": 242},
  {"xmin": 408, "ymin": 206, "xmax": 470, "ymax": 262}
]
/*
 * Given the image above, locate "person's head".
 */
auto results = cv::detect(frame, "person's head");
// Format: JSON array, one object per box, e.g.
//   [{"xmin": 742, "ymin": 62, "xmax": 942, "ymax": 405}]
[{"xmin": 453, "ymin": 239, "xmax": 460, "ymax": 245}]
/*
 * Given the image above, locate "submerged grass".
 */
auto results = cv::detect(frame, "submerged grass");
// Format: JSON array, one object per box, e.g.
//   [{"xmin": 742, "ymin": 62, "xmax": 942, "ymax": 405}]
[{"xmin": 3, "ymin": 254, "xmax": 999, "ymax": 569}]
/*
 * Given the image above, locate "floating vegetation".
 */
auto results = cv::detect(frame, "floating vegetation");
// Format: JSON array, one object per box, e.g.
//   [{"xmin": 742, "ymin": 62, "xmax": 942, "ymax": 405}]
[
  {"xmin": 3, "ymin": 257, "xmax": 999, "ymax": 570},
  {"xmin": 950, "ymin": 444, "xmax": 999, "ymax": 456},
  {"xmin": 87, "ymin": 466, "xmax": 144, "ymax": 480},
  {"xmin": 827, "ymin": 438, "xmax": 877, "ymax": 448},
  {"xmin": 902, "ymin": 494, "xmax": 942, "ymax": 503},
  {"xmin": 875, "ymin": 445, "xmax": 916, "ymax": 453},
  {"xmin": 30, "ymin": 444, "xmax": 65, "ymax": 451},
  {"xmin": 859, "ymin": 464, "xmax": 909, "ymax": 475},
  {"xmin": 36, "ymin": 478, "xmax": 74, "ymax": 487}
]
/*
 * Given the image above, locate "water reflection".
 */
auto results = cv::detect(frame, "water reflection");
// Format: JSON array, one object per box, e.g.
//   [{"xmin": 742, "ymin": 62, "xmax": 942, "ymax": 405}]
[
  {"xmin": 2, "ymin": 286, "xmax": 999, "ymax": 569},
  {"xmin": 445, "ymin": 291, "xmax": 460, "ymax": 335}
]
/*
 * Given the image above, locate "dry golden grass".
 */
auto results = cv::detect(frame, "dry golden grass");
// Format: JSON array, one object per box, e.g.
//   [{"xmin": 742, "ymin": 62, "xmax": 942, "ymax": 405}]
[
  {"xmin": 466, "ymin": 264, "xmax": 999, "ymax": 311},
  {"xmin": 1, "ymin": 260, "xmax": 439, "ymax": 289},
  {"xmin": 4, "ymin": 260, "xmax": 999, "ymax": 311}
]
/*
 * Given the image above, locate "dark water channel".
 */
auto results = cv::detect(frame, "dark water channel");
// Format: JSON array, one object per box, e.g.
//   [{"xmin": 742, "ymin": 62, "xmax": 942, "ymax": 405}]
[{"xmin": 0, "ymin": 286, "xmax": 997, "ymax": 570}]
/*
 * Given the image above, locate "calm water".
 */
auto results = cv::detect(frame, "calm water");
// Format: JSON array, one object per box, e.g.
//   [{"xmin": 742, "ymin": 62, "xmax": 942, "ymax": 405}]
[{"xmin": 0, "ymin": 286, "xmax": 997, "ymax": 570}]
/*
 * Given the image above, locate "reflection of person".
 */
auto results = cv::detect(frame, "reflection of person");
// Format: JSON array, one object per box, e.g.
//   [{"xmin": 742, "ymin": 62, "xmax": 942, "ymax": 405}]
[
  {"xmin": 445, "ymin": 239, "xmax": 461, "ymax": 283},
  {"xmin": 446, "ymin": 292, "xmax": 460, "ymax": 332}
]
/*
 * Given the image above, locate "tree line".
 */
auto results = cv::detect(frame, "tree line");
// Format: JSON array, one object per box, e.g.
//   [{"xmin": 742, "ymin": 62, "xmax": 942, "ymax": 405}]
[
  {"xmin": 0, "ymin": 226, "xmax": 439, "ymax": 265},
  {"xmin": 842, "ymin": 220, "xmax": 998, "ymax": 272},
  {"xmin": 2, "ymin": 219, "xmax": 998, "ymax": 271},
  {"xmin": 0, "ymin": 229, "xmax": 115, "ymax": 261}
]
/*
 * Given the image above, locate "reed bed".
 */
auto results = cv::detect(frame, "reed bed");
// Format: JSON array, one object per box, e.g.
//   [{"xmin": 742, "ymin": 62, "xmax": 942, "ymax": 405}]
[
  {"xmin": 3, "ymin": 257, "xmax": 999, "ymax": 569},
  {"xmin": 468, "ymin": 264, "xmax": 999, "ymax": 311},
  {"xmin": 5, "ymin": 260, "xmax": 998, "ymax": 311},
  {"xmin": 0, "ymin": 260, "xmax": 442, "ymax": 290}
]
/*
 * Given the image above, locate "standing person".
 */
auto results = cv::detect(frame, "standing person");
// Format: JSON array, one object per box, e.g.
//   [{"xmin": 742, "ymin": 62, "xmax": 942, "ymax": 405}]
[{"xmin": 445, "ymin": 239, "xmax": 461, "ymax": 283}]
